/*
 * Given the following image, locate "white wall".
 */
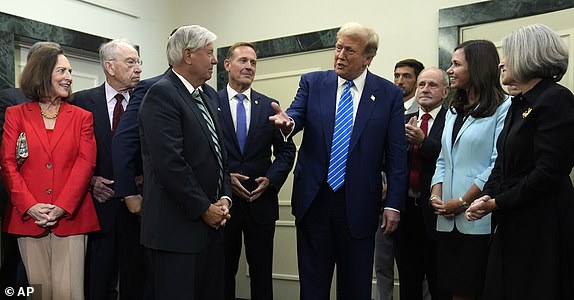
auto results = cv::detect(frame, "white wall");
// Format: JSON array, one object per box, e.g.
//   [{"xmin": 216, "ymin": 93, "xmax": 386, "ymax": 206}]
[
  {"xmin": 1, "ymin": 0, "xmax": 177, "ymax": 80},
  {"xmin": 1, "ymin": 0, "xmax": 485, "ymax": 85},
  {"xmin": 184, "ymin": 0, "xmax": 485, "ymax": 81}
]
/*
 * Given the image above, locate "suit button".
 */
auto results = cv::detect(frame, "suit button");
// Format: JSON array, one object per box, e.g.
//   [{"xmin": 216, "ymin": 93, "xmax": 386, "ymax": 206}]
[
  {"xmin": 46, "ymin": 163, "xmax": 53, "ymax": 169},
  {"xmin": 45, "ymin": 188, "xmax": 52, "ymax": 194}
]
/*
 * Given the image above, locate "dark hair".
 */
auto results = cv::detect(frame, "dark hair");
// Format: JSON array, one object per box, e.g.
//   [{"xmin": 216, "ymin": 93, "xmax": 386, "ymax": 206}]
[
  {"xmin": 226, "ymin": 42, "xmax": 257, "ymax": 60},
  {"xmin": 449, "ymin": 40, "xmax": 505, "ymax": 118},
  {"xmin": 20, "ymin": 46, "xmax": 69, "ymax": 102},
  {"xmin": 394, "ymin": 59, "xmax": 425, "ymax": 78}
]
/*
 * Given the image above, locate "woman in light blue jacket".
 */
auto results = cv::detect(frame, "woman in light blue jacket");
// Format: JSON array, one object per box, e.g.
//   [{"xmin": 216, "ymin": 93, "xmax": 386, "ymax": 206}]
[{"xmin": 429, "ymin": 40, "xmax": 510, "ymax": 300}]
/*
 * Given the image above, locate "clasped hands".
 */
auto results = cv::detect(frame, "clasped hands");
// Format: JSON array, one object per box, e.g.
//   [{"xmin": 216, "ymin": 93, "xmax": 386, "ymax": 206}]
[
  {"xmin": 202, "ymin": 198, "xmax": 231, "ymax": 229},
  {"xmin": 430, "ymin": 195, "xmax": 496, "ymax": 220},
  {"xmin": 27, "ymin": 203, "xmax": 66, "ymax": 228},
  {"xmin": 231, "ymin": 173, "xmax": 271, "ymax": 203}
]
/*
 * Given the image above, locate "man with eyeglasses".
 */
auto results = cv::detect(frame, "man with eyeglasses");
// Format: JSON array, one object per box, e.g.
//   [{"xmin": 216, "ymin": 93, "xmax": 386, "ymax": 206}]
[{"xmin": 73, "ymin": 39, "xmax": 145, "ymax": 300}]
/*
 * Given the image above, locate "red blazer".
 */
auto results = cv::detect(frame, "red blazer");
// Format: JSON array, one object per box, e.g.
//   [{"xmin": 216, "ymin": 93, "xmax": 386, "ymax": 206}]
[{"xmin": 1, "ymin": 102, "xmax": 99, "ymax": 236}]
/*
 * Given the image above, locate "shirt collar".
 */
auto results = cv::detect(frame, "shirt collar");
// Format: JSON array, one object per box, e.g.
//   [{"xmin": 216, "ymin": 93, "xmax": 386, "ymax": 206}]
[
  {"xmin": 172, "ymin": 69, "xmax": 203, "ymax": 94},
  {"xmin": 404, "ymin": 95, "xmax": 416, "ymax": 111},
  {"xmin": 418, "ymin": 104, "xmax": 442, "ymax": 120},
  {"xmin": 226, "ymin": 84, "xmax": 252, "ymax": 102},
  {"xmin": 337, "ymin": 68, "xmax": 368, "ymax": 94},
  {"xmin": 104, "ymin": 81, "xmax": 129, "ymax": 103}
]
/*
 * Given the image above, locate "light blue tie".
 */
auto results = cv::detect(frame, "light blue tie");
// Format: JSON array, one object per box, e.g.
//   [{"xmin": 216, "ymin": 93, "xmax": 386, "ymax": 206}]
[
  {"xmin": 236, "ymin": 93, "xmax": 247, "ymax": 153},
  {"xmin": 327, "ymin": 80, "xmax": 353, "ymax": 191}
]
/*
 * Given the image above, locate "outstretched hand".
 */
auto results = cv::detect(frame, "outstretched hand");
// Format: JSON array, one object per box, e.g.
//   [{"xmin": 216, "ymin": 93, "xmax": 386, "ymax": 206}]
[{"xmin": 269, "ymin": 102, "xmax": 294, "ymax": 134}]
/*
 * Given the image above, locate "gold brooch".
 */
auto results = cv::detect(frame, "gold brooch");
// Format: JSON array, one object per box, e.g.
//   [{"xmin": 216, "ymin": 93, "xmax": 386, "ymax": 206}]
[{"xmin": 522, "ymin": 107, "xmax": 532, "ymax": 118}]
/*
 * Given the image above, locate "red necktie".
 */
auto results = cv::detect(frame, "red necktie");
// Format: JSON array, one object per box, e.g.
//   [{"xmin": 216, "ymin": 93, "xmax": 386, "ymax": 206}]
[
  {"xmin": 112, "ymin": 94, "xmax": 124, "ymax": 132},
  {"xmin": 409, "ymin": 113, "xmax": 431, "ymax": 193}
]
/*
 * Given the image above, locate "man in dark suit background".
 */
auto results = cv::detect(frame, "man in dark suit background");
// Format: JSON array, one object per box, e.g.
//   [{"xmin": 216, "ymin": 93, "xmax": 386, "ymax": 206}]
[
  {"xmin": 395, "ymin": 67, "xmax": 449, "ymax": 300},
  {"xmin": 0, "ymin": 41, "xmax": 60, "ymax": 294},
  {"xmin": 214, "ymin": 42, "xmax": 295, "ymax": 300},
  {"xmin": 138, "ymin": 25, "xmax": 231, "ymax": 300},
  {"xmin": 270, "ymin": 22, "xmax": 408, "ymax": 299},
  {"xmin": 111, "ymin": 69, "xmax": 168, "ymax": 216},
  {"xmin": 73, "ymin": 39, "xmax": 146, "ymax": 300},
  {"xmin": 112, "ymin": 29, "xmax": 178, "ymax": 215}
]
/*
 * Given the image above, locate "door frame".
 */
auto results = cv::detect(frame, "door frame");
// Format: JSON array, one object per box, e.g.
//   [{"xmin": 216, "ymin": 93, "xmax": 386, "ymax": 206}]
[{"xmin": 438, "ymin": 0, "xmax": 574, "ymax": 71}]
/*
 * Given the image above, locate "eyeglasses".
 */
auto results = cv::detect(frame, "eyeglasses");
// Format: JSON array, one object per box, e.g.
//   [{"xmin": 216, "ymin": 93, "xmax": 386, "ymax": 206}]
[{"xmin": 108, "ymin": 58, "xmax": 143, "ymax": 67}]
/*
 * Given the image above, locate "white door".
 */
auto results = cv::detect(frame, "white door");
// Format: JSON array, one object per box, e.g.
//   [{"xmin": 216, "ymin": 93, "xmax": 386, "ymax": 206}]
[{"xmin": 15, "ymin": 43, "xmax": 104, "ymax": 91}]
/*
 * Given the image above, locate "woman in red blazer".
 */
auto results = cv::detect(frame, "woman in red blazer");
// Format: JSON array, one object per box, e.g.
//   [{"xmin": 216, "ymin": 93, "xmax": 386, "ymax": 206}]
[{"xmin": 0, "ymin": 46, "xmax": 99, "ymax": 300}]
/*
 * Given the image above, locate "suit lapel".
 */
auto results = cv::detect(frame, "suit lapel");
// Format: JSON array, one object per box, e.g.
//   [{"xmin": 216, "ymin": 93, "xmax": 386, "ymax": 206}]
[
  {"xmin": 169, "ymin": 73, "xmax": 219, "ymax": 158},
  {"xmin": 453, "ymin": 114, "xmax": 476, "ymax": 148},
  {"xmin": 27, "ymin": 103, "xmax": 51, "ymax": 156},
  {"xmin": 92, "ymin": 85, "xmax": 113, "ymax": 152},
  {"xmin": 49, "ymin": 102, "xmax": 74, "ymax": 151},
  {"xmin": 320, "ymin": 72, "xmax": 338, "ymax": 153},
  {"xmin": 348, "ymin": 72, "xmax": 377, "ymax": 154},
  {"xmin": 218, "ymin": 90, "xmax": 241, "ymax": 153},
  {"xmin": 428, "ymin": 107, "xmax": 447, "ymax": 139},
  {"xmin": 247, "ymin": 91, "xmax": 265, "ymax": 153}
]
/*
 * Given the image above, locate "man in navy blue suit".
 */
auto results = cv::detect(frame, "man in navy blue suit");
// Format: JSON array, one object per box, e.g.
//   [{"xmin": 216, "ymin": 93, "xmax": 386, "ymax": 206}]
[
  {"xmin": 270, "ymin": 22, "xmax": 408, "ymax": 299},
  {"xmin": 111, "ymin": 28, "xmax": 178, "ymax": 215},
  {"xmin": 214, "ymin": 42, "xmax": 295, "ymax": 300}
]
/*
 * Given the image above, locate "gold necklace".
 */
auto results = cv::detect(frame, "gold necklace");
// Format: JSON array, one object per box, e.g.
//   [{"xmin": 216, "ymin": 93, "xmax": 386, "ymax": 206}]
[{"xmin": 39, "ymin": 102, "xmax": 61, "ymax": 119}]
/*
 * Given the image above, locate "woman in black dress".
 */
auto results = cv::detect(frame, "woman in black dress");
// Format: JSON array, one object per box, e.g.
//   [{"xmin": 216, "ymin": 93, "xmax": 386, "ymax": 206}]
[{"xmin": 466, "ymin": 23, "xmax": 574, "ymax": 300}]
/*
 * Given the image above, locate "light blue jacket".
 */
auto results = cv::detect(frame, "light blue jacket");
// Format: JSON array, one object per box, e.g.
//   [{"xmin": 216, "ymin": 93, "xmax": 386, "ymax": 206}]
[{"xmin": 431, "ymin": 97, "xmax": 510, "ymax": 234}]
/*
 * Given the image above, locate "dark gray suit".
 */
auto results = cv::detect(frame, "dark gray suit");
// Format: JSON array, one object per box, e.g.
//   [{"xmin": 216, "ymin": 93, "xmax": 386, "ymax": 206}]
[{"xmin": 139, "ymin": 70, "xmax": 231, "ymax": 300}]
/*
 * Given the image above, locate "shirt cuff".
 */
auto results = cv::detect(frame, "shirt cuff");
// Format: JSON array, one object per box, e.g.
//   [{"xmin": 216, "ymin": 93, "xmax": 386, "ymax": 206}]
[
  {"xmin": 220, "ymin": 196, "xmax": 232, "ymax": 208},
  {"xmin": 280, "ymin": 117, "xmax": 295, "ymax": 142},
  {"xmin": 384, "ymin": 207, "xmax": 400, "ymax": 213}
]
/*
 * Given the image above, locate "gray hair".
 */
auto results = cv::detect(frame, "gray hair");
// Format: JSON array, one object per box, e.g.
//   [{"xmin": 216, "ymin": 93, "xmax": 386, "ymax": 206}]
[
  {"xmin": 336, "ymin": 22, "xmax": 379, "ymax": 57},
  {"xmin": 420, "ymin": 67, "xmax": 450, "ymax": 87},
  {"xmin": 166, "ymin": 25, "xmax": 217, "ymax": 66},
  {"xmin": 502, "ymin": 24, "xmax": 568, "ymax": 82},
  {"xmin": 28, "ymin": 41, "xmax": 61, "ymax": 60},
  {"xmin": 99, "ymin": 39, "xmax": 138, "ymax": 68}
]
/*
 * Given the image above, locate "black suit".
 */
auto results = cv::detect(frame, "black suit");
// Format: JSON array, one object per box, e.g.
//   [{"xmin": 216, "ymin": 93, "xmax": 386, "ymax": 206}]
[
  {"xmin": 0, "ymin": 88, "xmax": 28, "ymax": 295},
  {"xmin": 214, "ymin": 88, "xmax": 295, "ymax": 300},
  {"xmin": 395, "ymin": 107, "xmax": 449, "ymax": 300},
  {"xmin": 139, "ymin": 70, "xmax": 232, "ymax": 300},
  {"xmin": 74, "ymin": 85, "xmax": 146, "ymax": 300}
]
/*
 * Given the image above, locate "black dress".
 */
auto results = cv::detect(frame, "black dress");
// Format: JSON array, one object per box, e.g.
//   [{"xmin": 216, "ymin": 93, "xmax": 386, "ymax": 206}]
[{"xmin": 482, "ymin": 79, "xmax": 574, "ymax": 300}]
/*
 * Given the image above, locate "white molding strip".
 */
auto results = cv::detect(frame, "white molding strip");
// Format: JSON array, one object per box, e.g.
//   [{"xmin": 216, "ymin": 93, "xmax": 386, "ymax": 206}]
[
  {"xmin": 255, "ymin": 67, "xmax": 320, "ymax": 81},
  {"xmin": 275, "ymin": 220, "xmax": 295, "ymax": 227},
  {"xmin": 77, "ymin": 0, "xmax": 139, "ymax": 18}
]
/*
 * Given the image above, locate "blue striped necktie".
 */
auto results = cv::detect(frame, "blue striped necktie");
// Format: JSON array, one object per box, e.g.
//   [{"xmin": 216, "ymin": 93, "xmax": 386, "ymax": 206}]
[
  {"xmin": 192, "ymin": 89, "xmax": 224, "ymax": 197},
  {"xmin": 327, "ymin": 80, "xmax": 353, "ymax": 191}
]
